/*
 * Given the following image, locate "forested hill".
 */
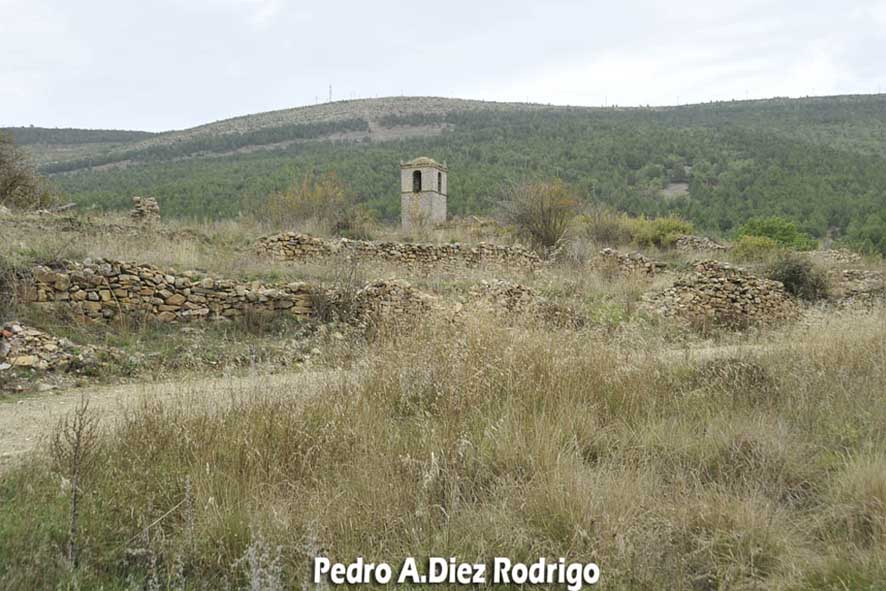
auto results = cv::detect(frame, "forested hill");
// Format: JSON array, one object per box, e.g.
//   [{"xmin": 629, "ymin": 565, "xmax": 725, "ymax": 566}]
[{"xmin": 11, "ymin": 94, "xmax": 886, "ymax": 252}]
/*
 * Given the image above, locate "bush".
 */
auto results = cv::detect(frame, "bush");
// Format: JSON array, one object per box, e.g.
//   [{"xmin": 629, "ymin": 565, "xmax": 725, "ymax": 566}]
[
  {"xmin": 578, "ymin": 206, "xmax": 633, "ymax": 246},
  {"xmin": 498, "ymin": 179, "xmax": 579, "ymax": 249},
  {"xmin": 767, "ymin": 254, "xmax": 830, "ymax": 301},
  {"xmin": 0, "ymin": 132, "xmax": 55, "ymax": 210},
  {"xmin": 733, "ymin": 235, "xmax": 781, "ymax": 261},
  {"xmin": 628, "ymin": 215, "xmax": 694, "ymax": 249},
  {"xmin": 737, "ymin": 217, "xmax": 817, "ymax": 250},
  {"xmin": 260, "ymin": 171, "xmax": 371, "ymax": 237}
]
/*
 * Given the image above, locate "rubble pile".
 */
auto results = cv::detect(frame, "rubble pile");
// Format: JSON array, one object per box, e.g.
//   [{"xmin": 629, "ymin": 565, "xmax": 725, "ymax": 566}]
[
  {"xmin": 469, "ymin": 280, "xmax": 537, "ymax": 314},
  {"xmin": 468, "ymin": 280, "xmax": 584, "ymax": 327},
  {"xmin": 130, "ymin": 196, "xmax": 160, "ymax": 223},
  {"xmin": 832, "ymin": 269, "xmax": 885, "ymax": 305},
  {"xmin": 674, "ymin": 235, "xmax": 729, "ymax": 252},
  {"xmin": 256, "ymin": 232, "xmax": 542, "ymax": 270},
  {"xmin": 643, "ymin": 260, "xmax": 797, "ymax": 328},
  {"xmin": 0, "ymin": 322, "xmax": 110, "ymax": 373},
  {"xmin": 809, "ymin": 249, "xmax": 863, "ymax": 264},
  {"xmin": 352, "ymin": 280, "xmax": 434, "ymax": 324},
  {"xmin": 594, "ymin": 248, "xmax": 666, "ymax": 276}
]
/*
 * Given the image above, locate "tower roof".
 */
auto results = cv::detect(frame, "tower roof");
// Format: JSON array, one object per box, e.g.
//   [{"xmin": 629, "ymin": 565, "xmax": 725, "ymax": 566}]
[{"xmin": 401, "ymin": 156, "xmax": 447, "ymax": 170}]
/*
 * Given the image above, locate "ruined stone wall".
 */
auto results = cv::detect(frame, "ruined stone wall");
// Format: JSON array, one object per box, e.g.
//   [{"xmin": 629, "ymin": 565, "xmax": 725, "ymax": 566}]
[
  {"xmin": 643, "ymin": 260, "xmax": 797, "ymax": 328},
  {"xmin": 674, "ymin": 235, "xmax": 729, "ymax": 252},
  {"xmin": 256, "ymin": 232, "xmax": 542, "ymax": 270},
  {"xmin": 593, "ymin": 248, "xmax": 666, "ymax": 276},
  {"xmin": 26, "ymin": 259, "xmax": 315, "ymax": 323},
  {"xmin": 130, "ymin": 196, "xmax": 160, "ymax": 223}
]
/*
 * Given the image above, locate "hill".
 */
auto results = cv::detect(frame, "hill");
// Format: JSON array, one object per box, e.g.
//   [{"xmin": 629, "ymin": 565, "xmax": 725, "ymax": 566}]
[{"xmin": 8, "ymin": 94, "xmax": 886, "ymax": 253}]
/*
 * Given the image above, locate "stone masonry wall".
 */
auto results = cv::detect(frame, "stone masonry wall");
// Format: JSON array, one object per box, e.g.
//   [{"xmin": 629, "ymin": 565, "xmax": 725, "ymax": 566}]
[
  {"xmin": 642, "ymin": 260, "xmax": 796, "ymax": 328},
  {"xmin": 26, "ymin": 259, "xmax": 315, "ymax": 323},
  {"xmin": 256, "ymin": 232, "xmax": 542, "ymax": 270}
]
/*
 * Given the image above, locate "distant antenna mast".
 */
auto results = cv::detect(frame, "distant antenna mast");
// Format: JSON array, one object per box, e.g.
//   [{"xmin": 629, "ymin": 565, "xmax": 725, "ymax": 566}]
[{"xmin": 329, "ymin": 85, "xmax": 332, "ymax": 102}]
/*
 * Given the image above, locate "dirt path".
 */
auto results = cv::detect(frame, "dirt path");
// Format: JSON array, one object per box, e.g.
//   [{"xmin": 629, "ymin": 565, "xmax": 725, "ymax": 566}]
[
  {"xmin": 0, "ymin": 368, "xmax": 352, "ymax": 474},
  {"xmin": 0, "ymin": 341, "xmax": 783, "ymax": 474}
]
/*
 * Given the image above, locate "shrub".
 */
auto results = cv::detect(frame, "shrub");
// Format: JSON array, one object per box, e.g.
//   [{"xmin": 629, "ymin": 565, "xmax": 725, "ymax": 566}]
[
  {"xmin": 578, "ymin": 206, "xmax": 633, "ymax": 246},
  {"xmin": 733, "ymin": 235, "xmax": 781, "ymax": 261},
  {"xmin": 498, "ymin": 179, "xmax": 579, "ymax": 249},
  {"xmin": 0, "ymin": 131, "xmax": 55, "ymax": 210},
  {"xmin": 737, "ymin": 217, "xmax": 817, "ymax": 250},
  {"xmin": 260, "ymin": 171, "xmax": 370, "ymax": 237},
  {"xmin": 628, "ymin": 215, "xmax": 694, "ymax": 249},
  {"xmin": 767, "ymin": 253, "xmax": 830, "ymax": 301}
]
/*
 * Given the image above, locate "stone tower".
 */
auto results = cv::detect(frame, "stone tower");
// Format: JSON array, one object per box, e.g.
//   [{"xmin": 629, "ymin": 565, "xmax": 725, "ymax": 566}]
[{"xmin": 400, "ymin": 157, "xmax": 447, "ymax": 230}]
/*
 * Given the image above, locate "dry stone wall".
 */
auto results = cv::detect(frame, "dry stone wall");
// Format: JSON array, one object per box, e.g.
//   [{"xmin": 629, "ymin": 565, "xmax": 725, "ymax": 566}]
[
  {"xmin": 594, "ymin": 248, "xmax": 666, "ymax": 276},
  {"xmin": 27, "ymin": 259, "xmax": 315, "ymax": 323},
  {"xmin": 809, "ymin": 249, "xmax": 862, "ymax": 265},
  {"xmin": 256, "ymin": 232, "xmax": 542, "ymax": 271},
  {"xmin": 832, "ymin": 269, "xmax": 885, "ymax": 305},
  {"xmin": 643, "ymin": 260, "xmax": 797, "ymax": 328},
  {"xmin": 674, "ymin": 235, "xmax": 729, "ymax": 252},
  {"xmin": 130, "ymin": 196, "xmax": 160, "ymax": 222}
]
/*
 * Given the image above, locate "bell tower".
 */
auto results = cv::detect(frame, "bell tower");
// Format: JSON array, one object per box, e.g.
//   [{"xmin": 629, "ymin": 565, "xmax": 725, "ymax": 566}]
[{"xmin": 400, "ymin": 157, "xmax": 447, "ymax": 230}]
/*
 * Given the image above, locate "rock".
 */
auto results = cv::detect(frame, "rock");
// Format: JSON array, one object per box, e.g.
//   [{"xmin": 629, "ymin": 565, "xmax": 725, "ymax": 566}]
[
  {"xmin": 165, "ymin": 293, "xmax": 187, "ymax": 306},
  {"xmin": 10, "ymin": 355, "xmax": 38, "ymax": 367}
]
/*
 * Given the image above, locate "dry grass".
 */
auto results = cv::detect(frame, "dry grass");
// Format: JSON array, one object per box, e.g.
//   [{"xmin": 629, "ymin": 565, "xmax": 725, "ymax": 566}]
[
  {"xmin": 2, "ymin": 307, "xmax": 886, "ymax": 589},
  {"xmin": 2, "ymin": 213, "xmax": 886, "ymax": 589}
]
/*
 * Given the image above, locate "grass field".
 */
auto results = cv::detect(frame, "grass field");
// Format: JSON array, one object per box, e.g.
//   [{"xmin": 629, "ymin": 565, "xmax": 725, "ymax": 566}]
[{"xmin": 1, "ymin": 212, "xmax": 885, "ymax": 590}]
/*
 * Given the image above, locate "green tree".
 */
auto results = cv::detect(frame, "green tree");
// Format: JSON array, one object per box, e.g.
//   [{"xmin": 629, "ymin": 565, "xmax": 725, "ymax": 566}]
[{"xmin": 737, "ymin": 217, "xmax": 818, "ymax": 250}]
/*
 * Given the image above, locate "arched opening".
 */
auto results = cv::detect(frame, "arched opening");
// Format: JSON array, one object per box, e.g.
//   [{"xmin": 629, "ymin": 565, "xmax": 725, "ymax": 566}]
[
  {"xmin": 438, "ymin": 172, "xmax": 442, "ymax": 193},
  {"xmin": 412, "ymin": 170, "xmax": 422, "ymax": 192}
]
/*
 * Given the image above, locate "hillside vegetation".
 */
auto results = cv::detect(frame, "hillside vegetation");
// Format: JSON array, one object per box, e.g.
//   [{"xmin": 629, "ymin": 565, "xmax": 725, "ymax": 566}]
[{"xmin": 6, "ymin": 94, "xmax": 886, "ymax": 254}]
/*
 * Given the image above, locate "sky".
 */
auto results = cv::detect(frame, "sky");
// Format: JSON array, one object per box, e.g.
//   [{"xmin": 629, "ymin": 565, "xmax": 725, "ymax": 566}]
[{"xmin": 2, "ymin": 0, "xmax": 886, "ymax": 131}]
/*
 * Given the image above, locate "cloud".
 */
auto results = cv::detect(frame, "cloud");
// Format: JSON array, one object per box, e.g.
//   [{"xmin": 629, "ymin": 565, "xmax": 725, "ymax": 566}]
[{"xmin": 1, "ymin": 0, "xmax": 884, "ymax": 129}]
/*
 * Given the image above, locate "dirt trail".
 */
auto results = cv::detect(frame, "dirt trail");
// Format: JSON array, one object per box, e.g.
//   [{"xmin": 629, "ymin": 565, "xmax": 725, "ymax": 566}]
[
  {"xmin": 0, "ymin": 368, "xmax": 351, "ymax": 474},
  {"xmin": 0, "ymin": 342, "xmax": 782, "ymax": 474}
]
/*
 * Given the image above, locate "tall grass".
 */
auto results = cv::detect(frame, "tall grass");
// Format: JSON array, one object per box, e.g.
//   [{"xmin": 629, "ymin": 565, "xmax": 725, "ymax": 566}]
[{"xmin": 2, "ymin": 309, "xmax": 885, "ymax": 589}]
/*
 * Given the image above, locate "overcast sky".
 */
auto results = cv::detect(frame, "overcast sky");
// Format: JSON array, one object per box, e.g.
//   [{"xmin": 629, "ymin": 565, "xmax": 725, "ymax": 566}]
[{"xmin": 2, "ymin": 0, "xmax": 885, "ymax": 131}]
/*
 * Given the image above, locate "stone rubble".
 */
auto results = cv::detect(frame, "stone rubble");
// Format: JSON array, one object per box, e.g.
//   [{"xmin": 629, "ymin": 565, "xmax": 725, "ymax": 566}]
[
  {"xmin": 352, "ymin": 280, "xmax": 435, "ymax": 323},
  {"xmin": 0, "ymin": 321, "xmax": 112, "ymax": 373},
  {"xmin": 808, "ymin": 249, "xmax": 863, "ymax": 265},
  {"xmin": 594, "ymin": 248, "xmax": 666, "ymax": 276},
  {"xmin": 674, "ymin": 235, "xmax": 729, "ymax": 252},
  {"xmin": 831, "ymin": 269, "xmax": 885, "ymax": 305},
  {"xmin": 468, "ymin": 280, "xmax": 584, "ymax": 327},
  {"xmin": 643, "ymin": 260, "xmax": 797, "ymax": 328},
  {"xmin": 130, "ymin": 196, "xmax": 160, "ymax": 223},
  {"xmin": 256, "ymin": 232, "xmax": 542, "ymax": 270}
]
